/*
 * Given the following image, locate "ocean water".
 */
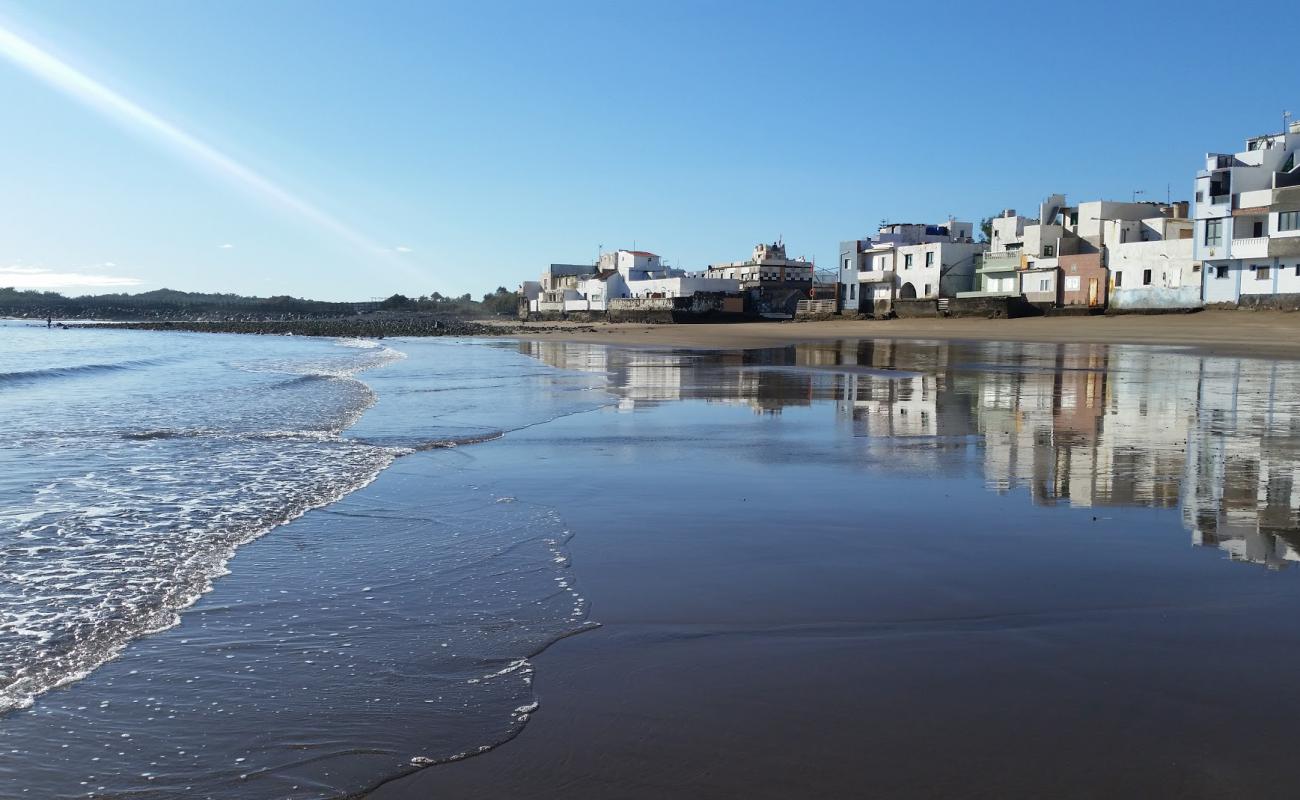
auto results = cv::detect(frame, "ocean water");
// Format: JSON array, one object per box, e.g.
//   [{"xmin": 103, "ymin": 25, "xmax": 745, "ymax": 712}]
[{"xmin": 0, "ymin": 321, "xmax": 604, "ymax": 798}]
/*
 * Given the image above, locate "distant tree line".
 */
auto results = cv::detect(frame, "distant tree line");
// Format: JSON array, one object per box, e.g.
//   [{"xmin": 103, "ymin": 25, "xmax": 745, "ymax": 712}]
[
  {"xmin": 379, "ymin": 286, "xmax": 519, "ymax": 316},
  {"xmin": 0, "ymin": 285, "xmax": 521, "ymax": 320},
  {"xmin": 0, "ymin": 287, "xmax": 358, "ymax": 319}
]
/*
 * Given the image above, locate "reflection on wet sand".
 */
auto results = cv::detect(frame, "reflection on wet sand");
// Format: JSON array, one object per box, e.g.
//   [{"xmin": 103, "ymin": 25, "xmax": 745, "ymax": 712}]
[{"xmin": 520, "ymin": 338, "xmax": 1300, "ymax": 570}]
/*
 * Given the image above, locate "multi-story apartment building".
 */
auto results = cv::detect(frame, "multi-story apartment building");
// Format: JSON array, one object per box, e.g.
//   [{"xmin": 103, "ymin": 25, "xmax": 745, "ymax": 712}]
[
  {"xmin": 838, "ymin": 218, "xmax": 981, "ymax": 315},
  {"xmin": 1196, "ymin": 121, "xmax": 1300, "ymax": 306},
  {"xmin": 964, "ymin": 196, "xmax": 1068, "ymax": 302}
]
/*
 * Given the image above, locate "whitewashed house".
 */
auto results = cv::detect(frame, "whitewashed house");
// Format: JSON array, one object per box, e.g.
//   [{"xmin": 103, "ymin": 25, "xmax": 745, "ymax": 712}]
[
  {"xmin": 1196, "ymin": 121, "xmax": 1300, "ymax": 306},
  {"xmin": 1106, "ymin": 216, "xmax": 1200, "ymax": 311},
  {"xmin": 532, "ymin": 263, "xmax": 599, "ymax": 312},
  {"xmin": 839, "ymin": 219, "xmax": 981, "ymax": 314},
  {"xmin": 530, "ymin": 250, "xmax": 739, "ymax": 313},
  {"xmin": 961, "ymin": 198, "xmax": 1066, "ymax": 301},
  {"xmin": 705, "ymin": 241, "xmax": 814, "ymax": 288}
]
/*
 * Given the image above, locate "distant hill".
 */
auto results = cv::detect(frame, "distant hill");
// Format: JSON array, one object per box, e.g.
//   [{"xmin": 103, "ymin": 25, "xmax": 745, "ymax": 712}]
[
  {"xmin": 0, "ymin": 286, "xmax": 521, "ymax": 320},
  {"xmin": 0, "ymin": 287, "xmax": 358, "ymax": 319}
]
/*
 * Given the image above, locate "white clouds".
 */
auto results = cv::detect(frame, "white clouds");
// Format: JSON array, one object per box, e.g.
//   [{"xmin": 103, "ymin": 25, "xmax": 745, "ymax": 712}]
[
  {"xmin": 0, "ymin": 265, "xmax": 144, "ymax": 290},
  {"xmin": 394, "ymin": 246, "xmax": 413, "ymax": 253},
  {"xmin": 218, "ymin": 243, "xmax": 234, "ymax": 249}
]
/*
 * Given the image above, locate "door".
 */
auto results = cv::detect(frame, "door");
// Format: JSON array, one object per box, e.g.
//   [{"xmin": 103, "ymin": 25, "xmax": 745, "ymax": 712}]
[{"xmin": 1087, "ymin": 277, "xmax": 1099, "ymax": 307}]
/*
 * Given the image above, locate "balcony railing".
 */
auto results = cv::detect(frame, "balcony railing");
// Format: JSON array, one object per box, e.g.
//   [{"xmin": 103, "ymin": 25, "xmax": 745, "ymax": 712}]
[
  {"xmin": 1231, "ymin": 236, "xmax": 1269, "ymax": 258},
  {"xmin": 977, "ymin": 253, "xmax": 1021, "ymax": 273},
  {"xmin": 858, "ymin": 270, "xmax": 895, "ymax": 283}
]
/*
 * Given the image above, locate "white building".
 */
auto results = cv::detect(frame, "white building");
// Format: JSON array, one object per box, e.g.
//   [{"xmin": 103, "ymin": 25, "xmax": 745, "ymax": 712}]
[
  {"xmin": 962, "ymin": 197, "xmax": 1067, "ymax": 300},
  {"xmin": 1195, "ymin": 121, "xmax": 1300, "ymax": 306},
  {"xmin": 527, "ymin": 249, "xmax": 739, "ymax": 313},
  {"xmin": 532, "ymin": 263, "xmax": 598, "ymax": 312},
  {"xmin": 705, "ymin": 241, "xmax": 814, "ymax": 287},
  {"xmin": 839, "ymin": 219, "xmax": 981, "ymax": 314},
  {"xmin": 1107, "ymin": 216, "xmax": 1200, "ymax": 311},
  {"xmin": 962, "ymin": 195, "xmax": 1180, "ymax": 308}
]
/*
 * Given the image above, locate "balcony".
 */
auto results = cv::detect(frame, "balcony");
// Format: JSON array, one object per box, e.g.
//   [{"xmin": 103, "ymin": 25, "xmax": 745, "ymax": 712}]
[
  {"xmin": 1237, "ymin": 188, "xmax": 1273, "ymax": 209},
  {"xmin": 978, "ymin": 252, "xmax": 1021, "ymax": 274},
  {"xmin": 1231, "ymin": 236, "xmax": 1269, "ymax": 259},
  {"xmin": 858, "ymin": 269, "xmax": 895, "ymax": 284}
]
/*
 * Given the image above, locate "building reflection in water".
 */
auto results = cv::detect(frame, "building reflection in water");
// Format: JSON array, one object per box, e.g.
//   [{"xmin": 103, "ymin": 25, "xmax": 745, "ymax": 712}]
[{"xmin": 517, "ymin": 339, "xmax": 1300, "ymax": 570}]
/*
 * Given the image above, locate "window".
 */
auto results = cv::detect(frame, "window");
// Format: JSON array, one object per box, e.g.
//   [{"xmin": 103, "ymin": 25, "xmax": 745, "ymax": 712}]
[
  {"xmin": 843, "ymin": 257, "xmax": 851, "ymax": 270},
  {"xmin": 924, "ymin": 283, "xmax": 932, "ymax": 296},
  {"xmin": 1114, "ymin": 271, "xmax": 1123, "ymax": 288},
  {"xmin": 1294, "ymin": 265, "xmax": 1299, "ymax": 277},
  {"xmin": 904, "ymin": 254, "xmax": 913, "ymax": 268},
  {"xmin": 1281, "ymin": 211, "xmax": 1300, "ymax": 232},
  {"xmin": 879, "ymin": 256, "xmax": 889, "ymax": 270},
  {"xmin": 1216, "ymin": 265, "xmax": 1229, "ymax": 279},
  {"xmin": 1143, "ymin": 269, "xmax": 1152, "ymax": 286},
  {"xmin": 1196, "ymin": 190, "xmax": 1204, "ymax": 202},
  {"xmin": 1205, "ymin": 219, "xmax": 1223, "ymax": 246},
  {"xmin": 849, "ymin": 284, "xmax": 856, "ymax": 300},
  {"xmin": 1039, "ymin": 278, "xmax": 1050, "ymax": 291},
  {"xmin": 1256, "ymin": 266, "xmax": 1270, "ymax": 280},
  {"xmin": 925, "ymin": 252, "xmax": 935, "ymax": 267},
  {"xmin": 1044, "ymin": 245, "xmax": 1055, "ymax": 257}
]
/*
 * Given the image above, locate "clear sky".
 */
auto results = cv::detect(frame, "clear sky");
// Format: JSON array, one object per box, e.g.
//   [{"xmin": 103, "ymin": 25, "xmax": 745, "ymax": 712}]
[{"xmin": 0, "ymin": 0, "xmax": 1293, "ymax": 301}]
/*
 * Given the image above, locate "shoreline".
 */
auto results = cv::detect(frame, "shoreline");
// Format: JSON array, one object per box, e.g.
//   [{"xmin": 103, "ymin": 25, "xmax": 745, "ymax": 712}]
[
  {"xmin": 500, "ymin": 310, "xmax": 1300, "ymax": 359},
  {"xmin": 60, "ymin": 310, "xmax": 1300, "ymax": 360}
]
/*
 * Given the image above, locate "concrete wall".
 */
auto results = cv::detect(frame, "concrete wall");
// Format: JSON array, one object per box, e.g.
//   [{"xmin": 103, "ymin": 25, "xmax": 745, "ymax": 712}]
[
  {"xmin": 892, "ymin": 299, "xmax": 940, "ymax": 318},
  {"xmin": 1234, "ymin": 293, "xmax": 1300, "ymax": 311},
  {"xmin": 607, "ymin": 292, "xmax": 741, "ymax": 323},
  {"xmin": 946, "ymin": 295, "xmax": 1043, "ymax": 319},
  {"xmin": 1109, "ymin": 286, "xmax": 1202, "ymax": 312},
  {"xmin": 623, "ymin": 276, "xmax": 740, "ymax": 299}
]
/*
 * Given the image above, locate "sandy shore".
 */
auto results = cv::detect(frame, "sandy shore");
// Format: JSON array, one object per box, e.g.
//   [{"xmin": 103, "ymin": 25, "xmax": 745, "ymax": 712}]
[
  {"xmin": 369, "ymin": 330, "xmax": 1300, "ymax": 800},
  {"xmin": 492, "ymin": 310, "xmax": 1300, "ymax": 358}
]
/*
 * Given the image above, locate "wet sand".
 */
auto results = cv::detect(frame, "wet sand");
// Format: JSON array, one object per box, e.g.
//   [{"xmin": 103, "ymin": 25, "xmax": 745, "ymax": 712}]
[
  {"xmin": 372, "ymin": 339, "xmax": 1300, "ymax": 800},
  {"xmin": 495, "ymin": 310, "xmax": 1300, "ymax": 358}
]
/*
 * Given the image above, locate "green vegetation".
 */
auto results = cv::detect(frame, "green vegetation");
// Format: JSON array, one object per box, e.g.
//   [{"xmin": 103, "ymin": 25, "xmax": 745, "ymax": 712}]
[
  {"xmin": 0, "ymin": 286, "xmax": 521, "ymax": 319},
  {"xmin": 0, "ymin": 287, "xmax": 356, "ymax": 318}
]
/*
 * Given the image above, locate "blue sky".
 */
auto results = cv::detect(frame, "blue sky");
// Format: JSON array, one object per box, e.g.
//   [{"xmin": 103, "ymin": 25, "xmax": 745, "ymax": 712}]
[{"xmin": 0, "ymin": 0, "xmax": 1292, "ymax": 301}]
